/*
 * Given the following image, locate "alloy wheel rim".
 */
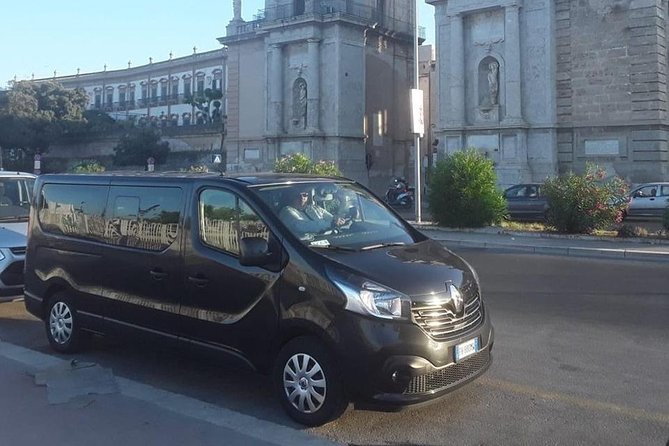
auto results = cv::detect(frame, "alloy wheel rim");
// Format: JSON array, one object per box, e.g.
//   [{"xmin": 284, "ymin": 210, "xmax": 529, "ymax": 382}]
[
  {"xmin": 283, "ymin": 353, "xmax": 327, "ymax": 414},
  {"xmin": 49, "ymin": 302, "xmax": 73, "ymax": 345}
]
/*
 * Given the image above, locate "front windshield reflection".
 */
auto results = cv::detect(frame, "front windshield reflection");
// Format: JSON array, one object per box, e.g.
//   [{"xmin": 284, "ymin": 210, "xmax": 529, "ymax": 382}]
[{"xmin": 254, "ymin": 182, "xmax": 417, "ymax": 250}]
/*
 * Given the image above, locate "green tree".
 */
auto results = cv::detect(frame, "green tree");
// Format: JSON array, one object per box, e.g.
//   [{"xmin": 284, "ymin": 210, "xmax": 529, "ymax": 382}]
[
  {"xmin": 0, "ymin": 81, "xmax": 88, "ymax": 169},
  {"xmin": 273, "ymin": 153, "xmax": 341, "ymax": 176},
  {"xmin": 186, "ymin": 88, "xmax": 223, "ymax": 123},
  {"xmin": 427, "ymin": 149, "xmax": 507, "ymax": 227},
  {"xmin": 112, "ymin": 128, "xmax": 170, "ymax": 167}
]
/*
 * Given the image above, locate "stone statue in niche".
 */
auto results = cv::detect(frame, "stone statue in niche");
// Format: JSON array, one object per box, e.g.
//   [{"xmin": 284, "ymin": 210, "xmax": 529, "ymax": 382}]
[
  {"xmin": 487, "ymin": 61, "xmax": 499, "ymax": 106},
  {"xmin": 292, "ymin": 78, "xmax": 307, "ymax": 129},
  {"xmin": 477, "ymin": 56, "xmax": 500, "ymax": 123}
]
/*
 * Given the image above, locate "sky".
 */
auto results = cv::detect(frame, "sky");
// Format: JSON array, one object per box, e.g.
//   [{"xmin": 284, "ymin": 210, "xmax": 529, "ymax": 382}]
[{"xmin": 0, "ymin": 0, "xmax": 436, "ymax": 88}]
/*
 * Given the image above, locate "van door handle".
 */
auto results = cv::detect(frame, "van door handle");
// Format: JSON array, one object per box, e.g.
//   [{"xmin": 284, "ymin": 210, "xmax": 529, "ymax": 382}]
[
  {"xmin": 188, "ymin": 275, "xmax": 209, "ymax": 287},
  {"xmin": 149, "ymin": 270, "xmax": 168, "ymax": 280}
]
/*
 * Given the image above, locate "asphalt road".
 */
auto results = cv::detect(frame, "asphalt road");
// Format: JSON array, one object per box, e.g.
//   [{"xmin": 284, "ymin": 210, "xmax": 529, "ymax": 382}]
[{"xmin": 0, "ymin": 249, "xmax": 668, "ymax": 446}]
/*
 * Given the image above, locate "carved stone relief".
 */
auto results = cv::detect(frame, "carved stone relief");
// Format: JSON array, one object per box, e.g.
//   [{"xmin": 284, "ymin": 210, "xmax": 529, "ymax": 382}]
[{"xmin": 470, "ymin": 9, "xmax": 504, "ymax": 47}]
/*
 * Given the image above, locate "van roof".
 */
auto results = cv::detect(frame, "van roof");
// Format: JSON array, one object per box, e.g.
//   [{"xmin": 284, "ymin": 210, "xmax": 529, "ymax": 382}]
[{"xmin": 37, "ymin": 172, "xmax": 351, "ymax": 187}]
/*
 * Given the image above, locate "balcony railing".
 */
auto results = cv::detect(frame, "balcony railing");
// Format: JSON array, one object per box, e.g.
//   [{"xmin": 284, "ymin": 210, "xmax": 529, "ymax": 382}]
[{"xmin": 93, "ymin": 94, "xmax": 194, "ymax": 112}]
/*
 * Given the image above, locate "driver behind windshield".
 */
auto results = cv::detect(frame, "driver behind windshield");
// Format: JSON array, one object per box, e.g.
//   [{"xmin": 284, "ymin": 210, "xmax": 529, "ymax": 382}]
[{"xmin": 279, "ymin": 188, "xmax": 346, "ymax": 237}]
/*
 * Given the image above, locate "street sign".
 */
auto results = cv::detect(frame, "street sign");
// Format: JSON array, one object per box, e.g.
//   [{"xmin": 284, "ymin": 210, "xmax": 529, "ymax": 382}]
[
  {"xmin": 34, "ymin": 154, "xmax": 41, "ymax": 174},
  {"xmin": 212, "ymin": 154, "xmax": 223, "ymax": 164},
  {"xmin": 410, "ymin": 88, "xmax": 424, "ymax": 137}
]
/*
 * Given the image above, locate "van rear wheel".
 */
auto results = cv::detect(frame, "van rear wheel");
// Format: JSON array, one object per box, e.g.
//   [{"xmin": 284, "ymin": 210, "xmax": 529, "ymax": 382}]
[
  {"xmin": 45, "ymin": 292, "xmax": 82, "ymax": 354},
  {"xmin": 274, "ymin": 336, "xmax": 348, "ymax": 426}
]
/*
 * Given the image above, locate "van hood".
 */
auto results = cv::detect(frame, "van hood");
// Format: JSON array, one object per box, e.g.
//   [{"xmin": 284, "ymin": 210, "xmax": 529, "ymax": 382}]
[
  {"xmin": 0, "ymin": 224, "xmax": 28, "ymax": 248},
  {"xmin": 319, "ymin": 239, "xmax": 477, "ymax": 298}
]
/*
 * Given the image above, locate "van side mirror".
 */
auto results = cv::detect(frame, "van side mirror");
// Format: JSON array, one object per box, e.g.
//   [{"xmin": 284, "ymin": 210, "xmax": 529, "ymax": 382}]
[{"xmin": 239, "ymin": 237, "xmax": 273, "ymax": 267}]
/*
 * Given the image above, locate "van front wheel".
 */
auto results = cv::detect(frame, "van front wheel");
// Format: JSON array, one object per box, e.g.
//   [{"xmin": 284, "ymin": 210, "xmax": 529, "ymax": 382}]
[
  {"xmin": 45, "ymin": 292, "xmax": 82, "ymax": 354},
  {"xmin": 274, "ymin": 336, "xmax": 348, "ymax": 426}
]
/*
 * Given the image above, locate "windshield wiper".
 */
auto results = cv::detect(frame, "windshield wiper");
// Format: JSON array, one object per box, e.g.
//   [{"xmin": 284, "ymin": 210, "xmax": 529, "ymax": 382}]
[
  {"xmin": 361, "ymin": 242, "xmax": 406, "ymax": 251},
  {"xmin": 309, "ymin": 244, "xmax": 358, "ymax": 252}
]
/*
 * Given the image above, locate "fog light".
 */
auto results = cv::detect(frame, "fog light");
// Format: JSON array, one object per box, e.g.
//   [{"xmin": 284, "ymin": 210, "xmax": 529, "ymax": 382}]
[{"xmin": 391, "ymin": 369, "xmax": 412, "ymax": 386}]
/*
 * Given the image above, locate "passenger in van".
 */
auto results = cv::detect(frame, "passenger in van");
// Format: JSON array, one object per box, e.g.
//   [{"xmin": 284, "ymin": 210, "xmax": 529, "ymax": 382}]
[{"xmin": 279, "ymin": 188, "xmax": 346, "ymax": 236}]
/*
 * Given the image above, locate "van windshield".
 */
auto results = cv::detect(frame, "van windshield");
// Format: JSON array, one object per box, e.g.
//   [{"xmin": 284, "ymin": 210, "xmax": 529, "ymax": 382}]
[
  {"xmin": 0, "ymin": 177, "xmax": 35, "ymax": 222},
  {"xmin": 254, "ymin": 182, "xmax": 418, "ymax": 250}
]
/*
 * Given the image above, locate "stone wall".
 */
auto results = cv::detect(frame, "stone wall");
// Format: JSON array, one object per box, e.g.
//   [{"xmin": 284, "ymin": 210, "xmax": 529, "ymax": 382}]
[
  {"xmin": 556, "ymin": 0, "xmax": 669, "ymax": 180},
  {"xmin": 44, "ymin": 131, "xmax": 224, "ymax": 173}
]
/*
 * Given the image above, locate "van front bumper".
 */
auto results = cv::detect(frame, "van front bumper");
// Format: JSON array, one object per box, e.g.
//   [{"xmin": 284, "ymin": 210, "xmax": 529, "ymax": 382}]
[{"xmin": 335, "ymin": 305, "xmax": 494, "ymax": 407}]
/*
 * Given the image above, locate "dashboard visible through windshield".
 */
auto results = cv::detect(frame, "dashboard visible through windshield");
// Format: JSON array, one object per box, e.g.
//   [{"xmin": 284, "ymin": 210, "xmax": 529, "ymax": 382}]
[{"xmin": 254, "ymin": 181, "xmax": 419, "ymax": 250}]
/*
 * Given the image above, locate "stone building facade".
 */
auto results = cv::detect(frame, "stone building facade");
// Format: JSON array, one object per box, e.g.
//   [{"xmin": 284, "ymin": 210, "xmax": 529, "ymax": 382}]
[
  {"xmin": 427, "ymin": 0, "xmax": 669, "ymax": 186},
  {"xmin": 54, "ymin": 50, "xmax": 226, "ymax": 128},
  {"xmin": 221, "ymin": 0, "xmax": 417, "ymax": 189}
]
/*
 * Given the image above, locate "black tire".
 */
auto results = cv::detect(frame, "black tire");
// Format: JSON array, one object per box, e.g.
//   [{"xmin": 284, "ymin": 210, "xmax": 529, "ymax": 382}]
[
  {"xmin": 45, "ymin": 292, "xmax": 83, "ymax": 354},
  {"xmin": 273, "ymin": 336, "xmax": 348, "ymax": 426}
]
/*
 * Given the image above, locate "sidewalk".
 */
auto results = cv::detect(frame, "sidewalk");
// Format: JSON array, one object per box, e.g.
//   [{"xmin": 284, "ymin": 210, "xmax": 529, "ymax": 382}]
[
  {"xmin": 411, "ymin": 223, "xmax": 669, "ymax": 263},
  {"xmin": 0, "ymin": 341, "xmax": 337, "ymax": 446}
]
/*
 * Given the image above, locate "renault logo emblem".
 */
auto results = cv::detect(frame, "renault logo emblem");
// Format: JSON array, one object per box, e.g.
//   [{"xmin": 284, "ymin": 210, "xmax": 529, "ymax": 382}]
[{"xmin": 448, "ymin": 283, "xmax": 465, "ymax": 316}]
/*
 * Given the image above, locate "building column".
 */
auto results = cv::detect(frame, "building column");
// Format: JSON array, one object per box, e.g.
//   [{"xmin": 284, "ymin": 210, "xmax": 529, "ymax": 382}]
[
  {"xmin": 449, "ymin": 13, "xmax": 465, "ymax": 127},
  {"xmin": 269, "ymin": 44, "xmax": 284, "ymax": 135},
  {"xmin": 307, "ymin": 38, "xmax": 321, "ymax": 132},
  {"xmin": 503, "ymin": 4, "xmax": 524, "ymax": 124}
]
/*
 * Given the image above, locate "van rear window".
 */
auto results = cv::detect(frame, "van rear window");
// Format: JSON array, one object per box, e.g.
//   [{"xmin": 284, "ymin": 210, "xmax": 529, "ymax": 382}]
[{"xmin": 38, "ymin": 183, "xmax": 182, "ymax": 251}]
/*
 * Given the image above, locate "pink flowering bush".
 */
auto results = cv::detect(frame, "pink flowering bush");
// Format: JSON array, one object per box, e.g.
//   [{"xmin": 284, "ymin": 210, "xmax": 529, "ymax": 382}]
[{"xmin": 543, "ymin": 164, "xmax": 629, "ymax": 234}]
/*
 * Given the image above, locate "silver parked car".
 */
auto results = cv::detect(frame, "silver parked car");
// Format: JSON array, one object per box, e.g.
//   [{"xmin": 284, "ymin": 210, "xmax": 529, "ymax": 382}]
[
  {"xmin": 626, "ymin": 183, "xmax": 669, "ymax": 218},
  {"xmin": 0, "ymin": 171, "xmax": 36, "ymax": 297}
]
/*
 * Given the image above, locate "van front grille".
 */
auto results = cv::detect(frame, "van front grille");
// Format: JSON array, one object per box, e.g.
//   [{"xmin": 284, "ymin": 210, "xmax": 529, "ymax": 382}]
[
  {"xmin": 404, "ymin": 348, "xmax": 490, "ymax": 394},
  {"xmin": 412, "ymin": 293, "xmax": 483, "ymax": 340}
]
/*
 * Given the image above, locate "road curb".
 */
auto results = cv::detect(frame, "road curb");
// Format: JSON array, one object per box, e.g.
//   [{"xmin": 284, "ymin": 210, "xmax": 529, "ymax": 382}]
[
  {"xmin": 412, "ymin": 224, "xmax": 669, "ymax": 246},
  {"xmin": 438, "ymin": 239, "xmax": 669, "ymax": 263},
  {"xmin": 0, "ymin": 341, "xmax": 338, "ymax": 446}
]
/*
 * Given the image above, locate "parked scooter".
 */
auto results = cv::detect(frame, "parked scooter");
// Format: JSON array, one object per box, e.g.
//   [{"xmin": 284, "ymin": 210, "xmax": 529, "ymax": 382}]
[{"xmin": 385, "ymin": 177, "xmax": 415, "ymax": 208}]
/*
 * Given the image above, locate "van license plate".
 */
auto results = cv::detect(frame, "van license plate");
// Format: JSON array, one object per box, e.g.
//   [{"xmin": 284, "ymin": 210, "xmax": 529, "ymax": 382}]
[{"xmin": 455, "ymin": 337, "xmax": 480, "ymax": 362}]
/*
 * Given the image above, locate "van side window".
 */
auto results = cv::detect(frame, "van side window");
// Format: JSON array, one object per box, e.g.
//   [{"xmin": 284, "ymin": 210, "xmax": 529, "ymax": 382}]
[
  {"xmin": 104, "ymin": 186, "xmax": 182, "ymax": 251},
  {"xmin": 199, "ymin": 189, "xmax": 269, "ymax": 255},
  {"xmin": 38, "ymin": 184, "xmax": 108, "ymax": 242}
]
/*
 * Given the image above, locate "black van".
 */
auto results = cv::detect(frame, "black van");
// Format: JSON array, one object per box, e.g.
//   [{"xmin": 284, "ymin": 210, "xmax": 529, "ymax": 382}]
[{"xmin": 24, "ymin": 172, "xmax": 493, "ymax": 425}]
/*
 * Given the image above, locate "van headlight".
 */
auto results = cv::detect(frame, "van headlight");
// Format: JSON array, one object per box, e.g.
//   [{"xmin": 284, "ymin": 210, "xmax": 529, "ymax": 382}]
[
  {"xmin": 328, "ymin": 269, "xmax": 411, "ymax": 320},
  {"xmin": 0, "ymin": 250, "xmax": 5, "ymax": 261}
]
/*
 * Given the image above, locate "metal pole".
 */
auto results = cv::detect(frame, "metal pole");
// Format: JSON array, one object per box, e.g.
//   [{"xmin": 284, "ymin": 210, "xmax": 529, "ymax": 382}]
[{"xmin": 414, "ymin": 0, "xmax": 422, "ymax": 223}]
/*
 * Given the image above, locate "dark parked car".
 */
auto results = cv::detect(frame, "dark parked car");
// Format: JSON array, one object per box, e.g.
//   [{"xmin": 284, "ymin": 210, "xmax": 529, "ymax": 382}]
[
  {"xmin": 24, "ymin": 173, "xmax": 493, "ymax": 425},
  {"xmin": 503, "ymin": 183, "xmax": 548, "ymax": 221}
]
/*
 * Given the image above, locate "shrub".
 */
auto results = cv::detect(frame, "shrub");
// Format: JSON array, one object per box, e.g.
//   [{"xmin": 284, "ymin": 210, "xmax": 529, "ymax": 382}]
[
  {"xmin": 71, "ymin": 159, "xmax": 105, "ymax": 173},
  {"xmin": 113, "ymin": 128, "xmax": 170, "ymax": 167},
  {"xmin": 182, "ymin": 164, "xmax": 209, "ymax": 173},
  {"xmin": 427, "ymin": 149, "xmax": 506, "ymax": 227},
  {"xmin": 273, "ymin": 153, "xmax": 341, "ymax": 176},
  {"xmin": 543, "ymin": 164, "xmax": 629, "ymax": 234},
  {"xmin": 663, "ymin": 206, "xmax": 669, "ymax": 232}
]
